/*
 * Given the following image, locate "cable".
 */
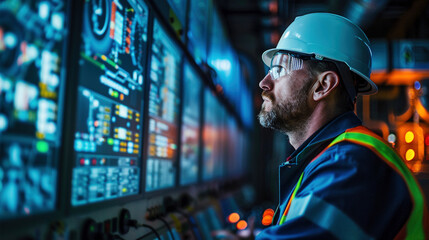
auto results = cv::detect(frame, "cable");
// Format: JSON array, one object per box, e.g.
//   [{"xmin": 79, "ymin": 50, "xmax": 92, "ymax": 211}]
[
  {"xmin": 136, "ymin": 223, "xmax": 162, "ymax": 240},
  {"xmin": 157, "ymin": 217, "xmax": 176, "ymax": 240}
]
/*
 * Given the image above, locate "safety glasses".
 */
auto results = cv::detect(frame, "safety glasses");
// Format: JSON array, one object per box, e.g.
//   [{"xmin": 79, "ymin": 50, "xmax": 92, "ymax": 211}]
[{"xmin": 269, "ymin": 52, "xmax": 304, "ymax": 80}]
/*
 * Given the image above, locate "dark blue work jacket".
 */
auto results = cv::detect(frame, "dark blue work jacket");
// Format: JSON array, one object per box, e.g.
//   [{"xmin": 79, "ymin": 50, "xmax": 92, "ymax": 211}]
[{"xmin": 256, "ymin": 111, "xmax": 412, "ymax": 239}]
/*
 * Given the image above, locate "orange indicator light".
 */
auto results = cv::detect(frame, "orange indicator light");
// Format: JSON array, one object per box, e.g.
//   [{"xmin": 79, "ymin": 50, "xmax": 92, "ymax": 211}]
[
  {"xmin": 236, "ymin": 220, "xmax": 247, "ymax": 230},
  {"xmin": 228, "ymin": 213, "xmax": 240, "ymax": 223}
]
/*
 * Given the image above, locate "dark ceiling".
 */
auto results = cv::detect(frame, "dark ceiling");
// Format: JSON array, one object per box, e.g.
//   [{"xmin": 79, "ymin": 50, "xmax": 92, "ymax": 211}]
[{"xmin": 216, "ymin": 0, "xmax": 429, "ymax": 77}]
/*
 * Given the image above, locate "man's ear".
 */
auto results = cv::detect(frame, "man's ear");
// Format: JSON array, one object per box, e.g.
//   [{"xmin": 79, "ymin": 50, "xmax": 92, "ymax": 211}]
[{"xmin": 312, "ymin": 71, "xmax": 340, "ymax": 101}]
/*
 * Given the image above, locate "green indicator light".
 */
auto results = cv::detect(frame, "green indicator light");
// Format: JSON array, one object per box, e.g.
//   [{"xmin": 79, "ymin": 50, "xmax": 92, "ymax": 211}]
[
  {"xmin": 108, "ymin": 138, "xmax": 114, "ymax": 145},
  {"xmin": 36, "ymin": 141, "xmax": 49, "ymax": 153},
  {"xmin": 90, "ymin": 225, "xmax": 95, "ymax": 232},
  {"xmin": 114, "ymin": 91, "xmax": 119, "ymax": 98}
]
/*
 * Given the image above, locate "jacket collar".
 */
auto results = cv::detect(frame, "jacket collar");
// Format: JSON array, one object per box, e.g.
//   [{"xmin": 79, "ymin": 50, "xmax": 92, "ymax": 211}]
[{"xmin": 292, "ymin": 111, "xmax": 362, "ymax": 164}]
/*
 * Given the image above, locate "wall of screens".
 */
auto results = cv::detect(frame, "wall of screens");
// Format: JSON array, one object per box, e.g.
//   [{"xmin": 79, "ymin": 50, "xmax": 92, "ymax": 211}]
[
  {"xmin": 0, "ymin": 0, "xmax": 252, "ymax": 228},
  {"xmin": 0, "ymin": 0, "xmax": 68, "ymax": 219},
  {"xmin": 144, "ymin": 19, "xmax": 181, "ymax": 192},
  {"xmin": 70, "ymin": 0, "xmax": 149, "ymax": 206}
]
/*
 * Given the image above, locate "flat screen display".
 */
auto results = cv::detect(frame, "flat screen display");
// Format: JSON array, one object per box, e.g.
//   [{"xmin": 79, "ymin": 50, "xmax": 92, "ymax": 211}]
[
  {"xmin": 179, "ymin": 61, "xmax": 202, "ymax": 186},
  {"xmin": 145, "ymin": 19, "xmax": 181, "ymax": 192},
  {"xmin": 71, "ymin": 0, "xmax": 149, "ymax": 206},
  {"xmin": 0, "ymin": 0, "xmax": 68, "ymax": 219},
  {"xmin": 202, "ymin": 89, "xmax": 225, "ymax": 181},
  {"xmin": 187, "ymin": 0, "xmax": 210, "ymax": 64}
]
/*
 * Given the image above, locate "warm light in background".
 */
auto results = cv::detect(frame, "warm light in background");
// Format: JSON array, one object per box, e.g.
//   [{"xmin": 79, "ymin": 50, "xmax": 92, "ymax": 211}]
[
  {"xmin": 412, "ymin": 161, "xmax": 422, "ymax": 172},
  {"xmin": 405, "ymin": 131, "xmax": 415, "ymax": 143},
  {"xmin": 236, "ymin": 220, "xmax": 248, "ymax": 230},
  {"xmin": 406, "ymin": 149, "xmax": 415, "ymax": 161},
  {"xmin": 228, "ymin": 213, "xmax": 240, "ymax": 223}
]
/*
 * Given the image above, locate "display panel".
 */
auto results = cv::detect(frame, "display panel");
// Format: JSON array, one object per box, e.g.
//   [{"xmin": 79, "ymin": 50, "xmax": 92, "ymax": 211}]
[
  {"xmin": 187, "ymin": 0, "xmax": 210, "ymax": 64},
  {"xmin": 224, "ymin": 115, "xmax": 243, "ymax": 178},
  {"xmin": 145, "ymin": 19, "xmax": 181, "ymax": 192},
  {"xmin": 71, "ymin": 0, "xmax": 148, "ymax": 206},
  {"xmin": 0, "ymin": 0, "xmax": 68, "ymax": 219},
  {"xmin": 179, "ymin": 62, "xmax": 202, "ymax": 186},
  {"xmin": 202, "ymin": 89, "xmax": 225, "ymax": 181}
]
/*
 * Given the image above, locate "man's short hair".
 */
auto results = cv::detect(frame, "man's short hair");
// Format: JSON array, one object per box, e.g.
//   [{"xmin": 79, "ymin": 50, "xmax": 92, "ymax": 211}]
[{"xmin": 305, "ymin": 60, "xmax": 355, "ymax": 111}]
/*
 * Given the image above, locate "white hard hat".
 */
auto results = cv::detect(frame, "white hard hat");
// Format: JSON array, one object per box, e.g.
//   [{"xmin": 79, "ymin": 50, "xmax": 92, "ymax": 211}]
[{"xmin": 262, "ymin": 12, "xmax": 378, "ymax": 95}]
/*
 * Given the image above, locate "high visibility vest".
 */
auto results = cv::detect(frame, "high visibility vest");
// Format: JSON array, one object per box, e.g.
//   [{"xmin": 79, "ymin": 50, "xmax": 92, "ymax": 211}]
[{"xmin": 278, "ymin": 126, "xmax": 428, "ymax": 239}]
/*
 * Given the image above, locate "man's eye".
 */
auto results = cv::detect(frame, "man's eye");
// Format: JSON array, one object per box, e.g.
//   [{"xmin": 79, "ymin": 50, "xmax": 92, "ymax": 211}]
[{"xmin": 273, "ymin": 66, "xmax": 286, "ymax": 77}]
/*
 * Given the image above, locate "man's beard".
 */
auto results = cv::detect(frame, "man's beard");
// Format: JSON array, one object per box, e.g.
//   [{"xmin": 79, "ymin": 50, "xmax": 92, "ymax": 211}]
[{"xmin": 258, "ymin": 81, "xmax": 313, "ymax": 133}]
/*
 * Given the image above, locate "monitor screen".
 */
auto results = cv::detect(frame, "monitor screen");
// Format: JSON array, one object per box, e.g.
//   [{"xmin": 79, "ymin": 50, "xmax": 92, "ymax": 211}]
[
  {"xmin": 224, "ymin": 115, "xmax": 243, "ymax": 178},
  {"xmin": 179, "ymin": 61, "xmax": 202, "ymax": 186},
  {"xmin": 145, "ymin": 19, "xmax": 181, "ymax": 192},
  {"xmin": 71, "ymin": 0, "xmax": 149, "ymax": 206},
  {"xmin": 187, "ymin": 0, "xmax": 210, "ymax": 64},
  {"xmin": 202, "ymin": 89, "xmax": 225, "ymax": 181},
  {"xmin": 0, "ymin": 0, "xmax": 68, "ymax": 219}
]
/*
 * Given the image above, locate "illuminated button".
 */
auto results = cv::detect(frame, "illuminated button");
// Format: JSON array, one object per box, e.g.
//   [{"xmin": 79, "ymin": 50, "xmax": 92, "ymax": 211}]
[
  {"xmin": 92, "ymin": 159, "xmax": 97, "ymax": 165},
  {"xmin": 36, "ymin": 132, "xmax": 45, "ymax": 139},
  {"xmin": 36, "ymin": 141, "xmax": 49, "ymax": 153},
  {"xmin": 122, "ymin": 188, "xmax": 127, "ymax": 193},
  {"xmin": 80, "ymin": 158, "xmax": 85, "ymax": 165},
  {"xmin": 262, "ymin": 215, "xmax": 273, "ymax": 226},
  {"xmin": 228, "ymin": 213, "xmax": 240, "ymax": 223},
  {"xmin": 236, "ymin": 220, "xmax": 247, "ymax": 230},
  {"xmin": 405, "ymin": 149, "xmax": 415, "ymax": 161},
  {"xmin": 94, "ymin": 121, "xmax": 99, "ymax": 127},
  {"xmin": 263, "ymin": 208, "xmax": 274, "ymax": 217},
  {"xmin": 405, "ymin": 131, "xmax": 414, "ymax": 143},
  {"xmin": 108, "ymin": 138, "xmax": 114, "ymax": 145}
]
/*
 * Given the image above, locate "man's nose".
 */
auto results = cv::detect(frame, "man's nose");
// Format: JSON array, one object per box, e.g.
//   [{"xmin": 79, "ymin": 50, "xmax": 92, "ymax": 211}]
[{"xmin": 259, "ymin": 73, "xmax": 273, "ymax": 91}]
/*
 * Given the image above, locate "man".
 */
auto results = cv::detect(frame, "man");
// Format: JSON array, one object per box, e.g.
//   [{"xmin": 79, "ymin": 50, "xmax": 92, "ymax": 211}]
[{"xmin": 256, "ymin": 13, "xmax": 428, "ymax": 239}]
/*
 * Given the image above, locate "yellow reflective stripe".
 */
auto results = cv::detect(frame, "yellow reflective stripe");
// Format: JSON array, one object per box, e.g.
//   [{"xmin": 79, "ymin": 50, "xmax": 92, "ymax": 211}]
[
  {"xmin": 286, "ymin": 194, "xmax": 374, "ymax": 240},
  {"xmin": 279, "ymin": 173, "xmax": 304, "ymax": 225}
]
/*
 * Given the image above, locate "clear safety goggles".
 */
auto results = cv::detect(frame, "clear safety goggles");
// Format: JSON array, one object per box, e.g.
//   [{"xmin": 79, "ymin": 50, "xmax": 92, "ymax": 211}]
[{"xmin": 269, "ymin": 52, "xmax": 304, "ymax": 80}]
